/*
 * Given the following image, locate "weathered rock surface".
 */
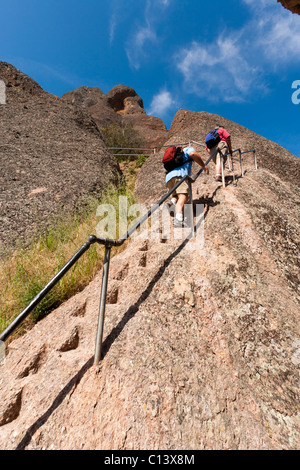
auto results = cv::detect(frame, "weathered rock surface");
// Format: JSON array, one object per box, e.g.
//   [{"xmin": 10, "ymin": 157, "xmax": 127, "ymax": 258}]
[
  {"xmin": 278, "ymin": 0, "xmax": 300, "ymax": 14},
  {"xmin": 0, "ymin": 139, "xmax": 299, "ymax": 448},
  {"xmin": 0, "ymin": 62, "xmax": 121, "ymax": 255},
  {"xmin": 106, "ymin": 85, "xmax": 144, "ymax": 113}
]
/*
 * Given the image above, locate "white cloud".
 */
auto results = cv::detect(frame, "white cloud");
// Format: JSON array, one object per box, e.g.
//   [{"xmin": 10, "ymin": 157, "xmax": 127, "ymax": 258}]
[
  {"xmin": 241, "ymin": 0, "xmax": 300, "ymax": 65},
  {"xmin": 109, "ymin": 13, "xmax": 117, "ymax": 45},
  {"xmin": 125, "ymin": 0, "xmax": 171, "ymax": 69},
  {"xmin": 176, "ymin": 36, "xmax": 264, "ymax": 102},
  {"xmin": 148, "ymin": 90, "xmax": 176, "ymax": 116},
  {"xmin": 125, "ymin": 24, "xmax": 157, "ymax": 69},
  {"xmin": 242, "ymin": 0, "xmax": 274, "ymax": 6},
  {"xmin": 256, "ymin": 13, "xmax": 300, "ymax": 65},
  {"xmin": 175, "ymin": 1, "xmax": 300, "ymax": 103}
]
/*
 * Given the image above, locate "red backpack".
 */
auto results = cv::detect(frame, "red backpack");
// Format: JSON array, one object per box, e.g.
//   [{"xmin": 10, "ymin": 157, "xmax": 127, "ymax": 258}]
[{"xmin": 162, "ymin": 146, "xmax": 188, "ymax": 173}]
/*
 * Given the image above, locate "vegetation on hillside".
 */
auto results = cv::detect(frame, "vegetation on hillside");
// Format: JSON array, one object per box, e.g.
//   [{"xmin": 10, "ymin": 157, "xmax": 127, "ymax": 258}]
[
  {"xmin": 0, "ymin": 120, "xmax": 151, "ymax": 339},
  {"xmin": 100, "ymin": 122, "xmax": 148, "ymax": 162},
  {"xmin": 0, "ymin": 182, "xmax": 136, "ymax": 338}
]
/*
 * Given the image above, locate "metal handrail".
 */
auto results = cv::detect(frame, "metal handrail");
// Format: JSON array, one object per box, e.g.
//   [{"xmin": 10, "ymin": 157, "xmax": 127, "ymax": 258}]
[
  {"xmin": 108, "ymin": 140, "xmax": 206, "ymax": 158},
  {"xmin": 241, "ymin": 149, "xmax": 257, "ymax": 171},
  {"xmin": 0, "ymin": 143, "xmax": 257, "ymax": 365}
]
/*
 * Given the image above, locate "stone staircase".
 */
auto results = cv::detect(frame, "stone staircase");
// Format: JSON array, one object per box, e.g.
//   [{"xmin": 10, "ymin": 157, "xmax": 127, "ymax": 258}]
[{"xmin": 0, "ymin": 166, "xmax": 299, "ymax": 450}]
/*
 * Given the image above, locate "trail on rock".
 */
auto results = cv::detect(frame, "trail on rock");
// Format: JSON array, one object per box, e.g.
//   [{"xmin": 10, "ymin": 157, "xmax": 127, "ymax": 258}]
[{"xmin": 0, "ymin": 162, "xmax": 299, "ymax": 450}]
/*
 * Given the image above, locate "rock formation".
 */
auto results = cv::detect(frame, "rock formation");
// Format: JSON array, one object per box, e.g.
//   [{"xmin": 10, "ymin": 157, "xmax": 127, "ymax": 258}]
[
  {"xmin": 278, "ymin": 0, "xmax": 300, "ymax": 14},
  {"xmin": 106, "ymin": 85, "xmax": 144, "ymax": 113},
  {"xmin": 63, "ymin": 84, "xmax": 169, "ymax": 149},
  {"xmin": 0, "ymin": 107, "xmax": 299, "ymax": 449},
  {"xmin": 0, "ymin": 62, "xmax": 121, "ymax": 255}
]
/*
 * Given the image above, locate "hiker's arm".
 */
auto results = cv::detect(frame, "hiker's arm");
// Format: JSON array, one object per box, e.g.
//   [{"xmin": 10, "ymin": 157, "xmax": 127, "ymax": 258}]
[{"xmin": 190, "ymin": 152, "xmax": 209, "ymax": 174}]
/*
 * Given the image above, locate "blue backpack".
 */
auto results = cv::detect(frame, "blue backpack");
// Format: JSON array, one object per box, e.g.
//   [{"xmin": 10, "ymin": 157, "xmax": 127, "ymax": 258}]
[{"xmin": 205, "ymin": 129, "xmax": 221, "ymax": 149}]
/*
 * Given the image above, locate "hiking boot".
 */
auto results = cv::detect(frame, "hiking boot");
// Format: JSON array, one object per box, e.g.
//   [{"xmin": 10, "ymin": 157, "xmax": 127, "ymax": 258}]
[
  {"xmin": 174, "ymin": 218, "xmax": 184, "ymax": 228},
  {"xmin": 215, "ymin": 175, "xmax": 222, "ymax": 182}
]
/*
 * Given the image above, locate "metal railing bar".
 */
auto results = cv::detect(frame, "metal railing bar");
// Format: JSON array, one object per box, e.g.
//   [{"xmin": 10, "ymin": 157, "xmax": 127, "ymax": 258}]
[
  {"xmin": 219, "ymin": 149, "xmax": 237, "ymax": 185},
  {"xmin": 188, "ymin": 140, "xmax": 207, "ymax": 148},
  {"xmin": 108, "ymin": 148, "xmax": 154, "ymax": 151},
  {"xmin": 0, "ymin": 236, "xmax": 97, "ymax": 343},
  {"xmin": 192, "ymin": 151, "xmax": 217, "ymax": 180},
  {"xmin": 187, "ymin": 179, "xmax": 195, "ymax": 236},
  {"xmin": 94, "ymin": 246, "xmax": 112, "ymax": 365},
  {"xmin": 94, "ymin": 236, "xmax": 123, "ymax": 247},
  {"xmin": 241, "ymin": 149, "xmax": 257, "ymax": 171},
  {"xmin": 114, "ymin": 154, "xmax": 152, "ymax": 157},
  {"xmin": 108, "ymin": 140, "xmax": 206, "ymax": 154}
]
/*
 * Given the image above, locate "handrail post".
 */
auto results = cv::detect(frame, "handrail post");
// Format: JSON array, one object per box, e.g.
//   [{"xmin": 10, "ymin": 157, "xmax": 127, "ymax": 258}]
[
  {"xmin": 253, "ymin": 150, "xmax": 258, "ymax": 170},
  {"xmin": 230, "ymin": 152, "xmax": 236, "ymax": 186},
  {"xmin": 187, "ymin": 179, "xmax": 195, "ymax": 237},
  {"xmin": 228, "ymin": 152, "xmax": 232, "ymax": 172},
  {"xmin": 94, "ymin": 245, "xmax": 112, "ymax": 365},
  {"xmin": 220, "ymin": 151, "xmax": 225, "ymax": 188},
  {"xmin": 239, "ymin": 149, "xmax": 243, "ymax": 177}
]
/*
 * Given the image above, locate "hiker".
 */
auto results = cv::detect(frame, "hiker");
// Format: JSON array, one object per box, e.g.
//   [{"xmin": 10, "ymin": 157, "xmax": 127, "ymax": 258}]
[
  {"xmin": 205, "ymin": 125, "xmax": 233, "ymax": 182},
  {"xmin": 164, "ymin": 146, "xmax": 209, "ymax": 227}
]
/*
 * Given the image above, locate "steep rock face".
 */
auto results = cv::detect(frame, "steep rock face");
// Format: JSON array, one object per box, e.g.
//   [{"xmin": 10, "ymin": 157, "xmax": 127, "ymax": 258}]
[
  {"xmin": 122, "ymin": 113, "xmax": 169, "ymax": 149},
  {"xmin": 135, "ymin": 109, "xmax": 299, "ymax": 205},
  {"xmin": 0, "ymin": 62, "xmax": 121, "ymax": 254},
  {"xmin": 278, "ymin": 0, "xmax": 300, "ymax": 14},
  {"xmin": 0, "ymin": 130, "xmax": 299, "ymax": 449}
]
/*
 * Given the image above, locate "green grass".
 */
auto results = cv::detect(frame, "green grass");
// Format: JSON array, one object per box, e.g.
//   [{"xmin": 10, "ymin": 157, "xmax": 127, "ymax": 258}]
[{"xmin": 0, "ymin": 183, "xmax": 135, "ymax": 338}]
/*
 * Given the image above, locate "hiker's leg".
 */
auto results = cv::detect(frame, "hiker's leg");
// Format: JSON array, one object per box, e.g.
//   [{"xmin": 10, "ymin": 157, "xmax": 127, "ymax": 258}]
[
  {"xmin": 176, "ymin": 194, "xmax": 188, "ymax": 221},
  {"xmin": 166, "ymin": 178, "xmax": 179, "ymax": 207},
  {"xmin": 211, "ymin": 146, "xmax": 220, "ymax": 176},
  {"xmin": 215, "ymin": 153, "xmax": 221, "ymax": 176},
  {"xmin": 215, "ymin": 142, "xmax": 228, "ymax": 177},
  {"xmin": 167, "ymin": 178, "xmax": 179, "ymax": 198}
]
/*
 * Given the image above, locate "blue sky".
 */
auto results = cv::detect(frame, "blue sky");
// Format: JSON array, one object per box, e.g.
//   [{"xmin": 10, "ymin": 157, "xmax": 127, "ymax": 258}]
[{"xmin": 1, "ymin": 0, "xmax": 300, "ymax": 156}]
